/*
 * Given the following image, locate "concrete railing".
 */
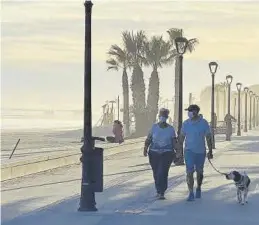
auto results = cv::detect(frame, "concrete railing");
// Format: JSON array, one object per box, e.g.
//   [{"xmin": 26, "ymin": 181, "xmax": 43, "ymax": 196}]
[{"xmin": 1, "ymin": 138, "xmax": 145, "ymax": 181}]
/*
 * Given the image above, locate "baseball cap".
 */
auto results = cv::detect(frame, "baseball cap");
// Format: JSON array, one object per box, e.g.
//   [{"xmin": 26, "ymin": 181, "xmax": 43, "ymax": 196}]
[{"xmin": 185, "ymin": 104, "xmax": 200, "ymax": 112}]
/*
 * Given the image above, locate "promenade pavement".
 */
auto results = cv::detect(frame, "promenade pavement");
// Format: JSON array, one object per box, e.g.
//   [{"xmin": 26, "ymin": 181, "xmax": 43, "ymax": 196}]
[{"xmin": 1, "ymin": 128, "xmax": 259, "ymax": 225}]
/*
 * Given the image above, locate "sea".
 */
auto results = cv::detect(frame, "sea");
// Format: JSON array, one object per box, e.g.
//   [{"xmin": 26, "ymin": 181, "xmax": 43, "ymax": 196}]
[{"xmin": 0, "ymin": 109, "xmax": 113, "ymax": 165}]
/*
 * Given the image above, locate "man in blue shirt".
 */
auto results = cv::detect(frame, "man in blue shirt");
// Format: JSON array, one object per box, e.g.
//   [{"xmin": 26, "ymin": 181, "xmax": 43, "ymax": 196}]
[{"xmin": 178, "ymin": 105, "xmax": 213, "ymax": 201}]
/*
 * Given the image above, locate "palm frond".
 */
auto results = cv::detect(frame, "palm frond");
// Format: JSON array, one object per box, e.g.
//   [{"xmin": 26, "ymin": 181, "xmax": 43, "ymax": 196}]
[
  {"xmin": 187, "ymin": 38, "xmax": 199, "ymax": 53},
  {"xmin": 143, "ymin": 35, "xmax": 172, "ymax": 69},
  {"xmin": 106, "ymin": 58, "xmax": 119, "ymax": 71},
  {"xmin": 167, "ymin": 28, "xmax": 183, "ymax": 46}
]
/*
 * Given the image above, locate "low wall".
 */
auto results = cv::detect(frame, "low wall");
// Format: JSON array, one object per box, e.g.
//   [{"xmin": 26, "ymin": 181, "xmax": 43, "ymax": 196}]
[{"xmin": 1, "ymin": 138, "xmax": 145, "ymax": 181}]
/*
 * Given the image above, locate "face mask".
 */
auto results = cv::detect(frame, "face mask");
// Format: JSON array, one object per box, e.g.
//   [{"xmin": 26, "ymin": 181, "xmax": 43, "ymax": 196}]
[
  {"xmin": 188, "ymin": 111, "xmax": 194, "ymax": 119},
  {"xmin": 159, "ymin": 116, "xmax": 167, "ymax": 123}
]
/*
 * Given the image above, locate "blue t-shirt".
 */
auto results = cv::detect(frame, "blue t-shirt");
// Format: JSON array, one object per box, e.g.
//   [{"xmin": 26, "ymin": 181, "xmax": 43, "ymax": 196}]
[
  {"xmin": 149, "ymin": 123, "xmax": 176, "ymax": 153},
  {"xmin": 181, "ymin": 117, "xmax": 211, "ymax": 154}
]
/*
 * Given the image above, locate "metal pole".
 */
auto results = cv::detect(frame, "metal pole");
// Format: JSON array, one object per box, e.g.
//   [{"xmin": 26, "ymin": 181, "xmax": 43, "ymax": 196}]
[
  {"xmin": 78, "ymin": 0, "xmax": 97, "ymax": 212},
  {"xmin": 256, "ymin": 97, "xmax": 259, "ymax": 126},
  {"xmin": 244, "ymin": 92, "xmax": 248, "ymax": 132},
  {"xmin": 117, "ymin": 95, "xmax": 120, "ymax": 120},
  {"xmin": 226, "ymin": 83, "xmax": 231, "ymax": 141},
  {"xmin": 211, "ymin": 74, "xmax": 215, "ymax": 149},
  {"xmin": 9, "ymin": 139, "xmax": 21, "ymax": 159},
  {"xmin": 177, "ymin": 55, "xmax": 183, "ymax": 136},
  {"xmin": 189, "ymin": 93, "xmax": 192, "ymax": 105},
  {"xmin": 227, "ymin": 84, "xmax": 231, "ymax": 115},
  {"xmin": 249, "ymin": 95, "xmax": 252, "ymax": 130},
  {"xmin": 234, "ymin": 98, "xmax": 237, "ymax": 119},
  {"xmin": 223, "ymin": 86, "xmax": 226, "ymax": 119},
  {"xmin": 237, "ymin": 90, "xmax": 241, "ymax": 136},
  {"xmin": 253, "ymin": 96, "xmax": 256, "ymax": 127}
]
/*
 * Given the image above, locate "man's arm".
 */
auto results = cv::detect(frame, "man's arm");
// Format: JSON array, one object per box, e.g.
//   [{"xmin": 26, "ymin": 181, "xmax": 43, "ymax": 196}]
[
  {"xmin": 205, "ymin": 134, "xmax": 213, "ymax": 152},
  {"xmin": 178, "ymin": 133, "xmax": 185, "ymax": 146}
]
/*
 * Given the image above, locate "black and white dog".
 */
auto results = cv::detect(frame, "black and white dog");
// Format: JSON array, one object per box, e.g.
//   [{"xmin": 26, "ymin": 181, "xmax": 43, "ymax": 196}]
[{"xmin": 225, "ymin": 171, "xmax": 251, "ymax": 205}]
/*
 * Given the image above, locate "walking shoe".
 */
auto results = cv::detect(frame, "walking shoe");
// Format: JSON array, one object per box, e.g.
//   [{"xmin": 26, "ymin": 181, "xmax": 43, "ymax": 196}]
[
  {"xmin": 186, "ymin": 192, "xmax": 195, "ymax": 201},
  {"xmin": 158, "ymin": 193, "xmax": 166, "ymax": 200},
  {"xmin": 195, "ymin": 188, "xmax": 201, "ymax": 198}
]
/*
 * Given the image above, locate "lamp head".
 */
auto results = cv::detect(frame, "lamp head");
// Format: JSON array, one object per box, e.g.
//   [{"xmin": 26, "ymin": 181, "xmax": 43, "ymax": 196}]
[
  {"xmin": 174, "ymin": 37, "xmax": 188, "ymax": 55},
  {"xmin": 236, "ymin": 82, "xmax": 242, "ymax": 91},
  {"xmin": 209, "ymin": 61, "xmax": 218, "ymax": 74},
  {"xmin": 226, "ymin": 75, "xmax": 233, "ymax": 85},
  {"xmin": 244, "ymin": 87, "xmax": 249, "ymax": 93},
  {"xmin": 249, "ymin": 91, "xmax": 253, "ymax": 96}
]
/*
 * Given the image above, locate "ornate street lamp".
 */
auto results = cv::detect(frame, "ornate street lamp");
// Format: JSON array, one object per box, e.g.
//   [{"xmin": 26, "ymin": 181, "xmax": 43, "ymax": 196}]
[
  {"xmin": 236, "ymin": 83, "xmax": 242, "ymax": 136},
  {"xmin": 79, "ymin": 0, "xmax": 101, "ymax": 212},
  {"xmin": 243, "ymin": 87, "xmax": 249, "ymax": 132},
  {"xmin": 249, "ymin": 91, "xmax": 253, "ymax": 130},
  {"xmin": 225, "ymin": 75, "xmax": 233, "ymax": 141},
  {"xmin": 175, "ymin": 37, "xmax": 189, "ymax": 55},
  {"xmin": 174, "ymin": 37, "xmax": 189, "ymax": 166},
  {"xmin": 209, "ymin": 61, "xmax": 218, "ymax": 149}
]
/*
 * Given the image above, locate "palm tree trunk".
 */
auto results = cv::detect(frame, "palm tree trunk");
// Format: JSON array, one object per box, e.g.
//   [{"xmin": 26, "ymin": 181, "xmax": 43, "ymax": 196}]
[
  {"xmin": 131, "ymin": 64, "xmax": 146, "ymax": 136},
  {"xmin": 147, "ymin": 67, "xmax": 159, "ymax": 127},
  {"xmin": 122, "ymin": 68, "xmax": 130, "ymax": 136},
  {"xmin": 174, "ymin": 57, "xmax": 180, "ymax": 131}
]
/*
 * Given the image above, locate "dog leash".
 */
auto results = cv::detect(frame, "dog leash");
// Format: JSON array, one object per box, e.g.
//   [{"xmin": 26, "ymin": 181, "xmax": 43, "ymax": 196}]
[{"xmin": 207, "ymin": 157, "xmax": 227, "ymax": 176}]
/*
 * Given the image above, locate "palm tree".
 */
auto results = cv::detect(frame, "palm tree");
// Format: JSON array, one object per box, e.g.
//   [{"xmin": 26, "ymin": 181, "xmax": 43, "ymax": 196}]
[
  {"xmin": 142, "ymin": 35, "xmax": 172, "ymax": 126},
  {"xmin": 122, "ymin": 30, "xmax": 147, "ymax": 136},
  {"xmin": 167, "ymin": 28, "xmax": 199, "ymax": 130},
  {"xmin": 106, "ymin": 44, "xmax": 130, "ymax": 136}
]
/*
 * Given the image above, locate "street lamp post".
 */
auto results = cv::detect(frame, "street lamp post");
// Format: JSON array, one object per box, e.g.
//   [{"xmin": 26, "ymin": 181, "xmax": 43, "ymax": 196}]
[
  {"xmin": 226, "ymin": 75, "xmax": 233, "ymax": 141},
  {"xmin": 256, "ymin": 96, "xmax": 259, "ymax": 126},
  {"xmin": 253, "ymin": 94, "xmax": 256, "ymax": 128},
  {"xmin": 249, "ymin": 91, "xmax": 253, "ymax": 130},
  {"xmin": 244, "ymin": 87, "xmax": 249, "ymax": 132},
  {"xmin": 236, "ymin": 83, "xmax": 242, "ymax": 136},
  {"xmin": 174, "ymin": 36, "xmax": 188, "ymax": 165},
  {"xmin": 175, "ymin": 37, "xmax": 188, "ymax": 135},
  {"xmin": 209, "ymin": 61, "xmax": 218, "ymax": 149},
  {"xmin": 78, "ymin": 0, "xmax": 97, "ymax": 212}
]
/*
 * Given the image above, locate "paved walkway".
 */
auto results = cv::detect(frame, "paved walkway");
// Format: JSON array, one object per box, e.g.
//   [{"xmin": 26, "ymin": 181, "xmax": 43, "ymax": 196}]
[{"xmin": 1, "ymin": 129, "xmax": 259, "ymax": 225}]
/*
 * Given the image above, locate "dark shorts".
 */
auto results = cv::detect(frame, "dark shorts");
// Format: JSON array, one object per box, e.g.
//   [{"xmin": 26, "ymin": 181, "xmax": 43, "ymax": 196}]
[{"xmin": 184, "ymin": 150, "xmax": 206, "ymax": 173}]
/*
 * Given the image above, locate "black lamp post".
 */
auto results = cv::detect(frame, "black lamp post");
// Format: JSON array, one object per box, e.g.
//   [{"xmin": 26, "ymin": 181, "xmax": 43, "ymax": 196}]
[
  {"xmin": 243, "ymin": 87, "xmax": 249, "ymax": 132},
  {"xmin": 174, "ymin": 37, "xmax": 188, "ymax": 166},
  {"xmin": 236, "ymin": 83, "xmax": 242, "ymax": 136},
  {"xmin": 209, "ymin": 61, "xmax": 218, "ymax": 149},
  {"xmin": 249, "ymin": 91, "xmax": 253, "ymax": 130},
  {"xmin": 256, "ymin": 95, "xmax": 259, "ymax": 126},
  {"xmin": 253, "ymin": 93, "xmax": 256, "ymax": 128},
  {"xmin": 175, "ymin": 37, "xmax": 188, "ymax": 135},
  {"xmin": 226, "ymin": 75, "xmax": 233, "ymax": 141},
  {"xmin": 78, "ymin": 0, "xmax": 97, "ymax": 212}
]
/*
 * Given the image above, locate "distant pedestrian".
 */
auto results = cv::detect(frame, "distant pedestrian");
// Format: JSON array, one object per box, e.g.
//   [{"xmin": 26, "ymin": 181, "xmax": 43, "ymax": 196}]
[
  {"xmin": 178, "ymin": 105, "xmax": 213, "ymax": 201},
  {"xmin": 106, "ymin": 120, "xmax": 124, "ymax": 144},
  {"xmin": 143, "ymin": 108, "xmax": 177, "ymax": 200}
]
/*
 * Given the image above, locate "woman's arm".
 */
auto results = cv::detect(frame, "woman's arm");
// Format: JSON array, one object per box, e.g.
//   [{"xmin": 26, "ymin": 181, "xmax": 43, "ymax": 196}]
[{"xmin": 143, "ymin": 126, "xmax": 153, "ymax": 156}]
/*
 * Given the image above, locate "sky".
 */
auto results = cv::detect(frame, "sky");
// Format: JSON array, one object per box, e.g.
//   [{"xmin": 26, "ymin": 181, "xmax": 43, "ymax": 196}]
[{"xmin": 1, "ymin": 0, "xmax": 259, "ymax": 122}]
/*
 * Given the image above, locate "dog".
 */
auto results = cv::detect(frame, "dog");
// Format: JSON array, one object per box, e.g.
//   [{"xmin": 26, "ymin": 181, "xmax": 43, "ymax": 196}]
[{"xmin": 225, "ymin": 171, "xmax": 251, "ymax": 205}]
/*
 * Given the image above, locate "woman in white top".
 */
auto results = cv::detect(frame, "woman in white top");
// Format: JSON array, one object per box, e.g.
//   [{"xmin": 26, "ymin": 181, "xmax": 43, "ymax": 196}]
[{"xmin": 143, "ymin": 108, "xmax": 178, "ymax": 199}]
